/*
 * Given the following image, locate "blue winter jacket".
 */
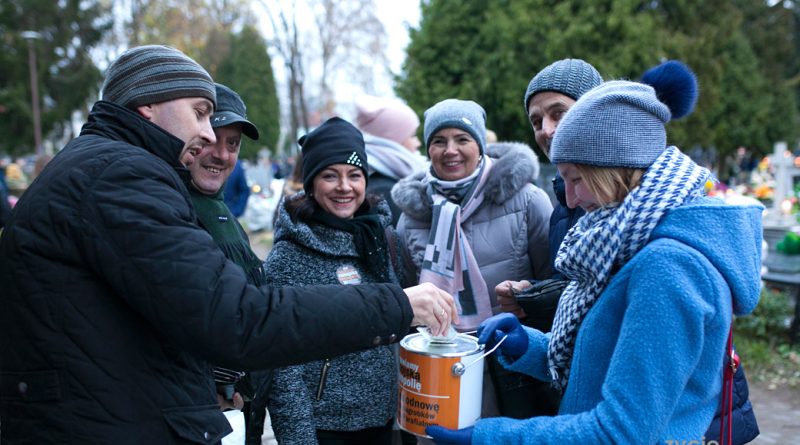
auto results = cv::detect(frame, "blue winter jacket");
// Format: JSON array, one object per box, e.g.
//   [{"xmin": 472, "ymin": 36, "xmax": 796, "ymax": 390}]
[
  {"xmin": 474, "ymin": 197, "xmax": 762, "ymax": 444},
  {"xmin": 548, "ymin": 173, "xmax": 584, "ymax": 279},
  {"xmin": 223, "ymin": 160, "xmax": 250, "ymax": 217}
]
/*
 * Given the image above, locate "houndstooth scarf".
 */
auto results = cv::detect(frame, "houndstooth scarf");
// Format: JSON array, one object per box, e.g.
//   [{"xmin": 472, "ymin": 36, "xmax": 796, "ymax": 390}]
[
  {"xmin": 419, "ymin": 157, "xmax": 494, "ymax": 332},
  {"xmin": 548, "ymin": 146, "xmax": 711, "ymax": 393}
]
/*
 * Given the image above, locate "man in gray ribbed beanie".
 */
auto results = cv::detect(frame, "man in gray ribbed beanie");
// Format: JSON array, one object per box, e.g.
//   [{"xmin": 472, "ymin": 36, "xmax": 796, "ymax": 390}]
[
  {"xmin": 524, "ymin": 59, "xmax": 602, "ymax": 157},
  {"xmin": 0, "ymin": 39, "xmax": 461, "ymax": 445},
  {"xmin": 486, "ymin": 58, "xmax": 603, "ymax": 420},
  {"xmin": 524, "ymin": 59, "xmax": 603, "ymax": 109},
  {"xmin": 550, "ymin": 80, "xmax": 671, "ymax": 168},
  {"xmin": 101, "ymin": 45, "xmax": 216, "ymax": 109},
  {"xmin": 423, "ymin": 99, "xmax": 487, "ymax": 155}
]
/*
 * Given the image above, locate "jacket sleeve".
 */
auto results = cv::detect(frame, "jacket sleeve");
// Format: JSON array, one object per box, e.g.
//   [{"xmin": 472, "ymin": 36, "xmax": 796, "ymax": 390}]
[
  {"xmin": 267, "ymin": 366, "xmax": 318, "ymax": 445},
  {"xmin": 499, "ymin": 327, "xmax": 552, "ymax": 382},
  {"xmin": 525, "ymin": 186, "xmax": 554, "ymax": 280},
  {"xmin": 475, "ymin": 243, "xmax": 729, "ymax": 444},
  {"xmin": 79, "ymin": 154, "xmax": 413, "ymax": 370},
  {"xmin": 394, "ymin": 215, "xmax": 421, "ymax": 287}
]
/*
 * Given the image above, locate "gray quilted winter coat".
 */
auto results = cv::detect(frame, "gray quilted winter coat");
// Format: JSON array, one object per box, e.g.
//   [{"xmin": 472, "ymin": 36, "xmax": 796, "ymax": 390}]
[{"xmin": 392, "ymin": 142, "xmax": 553, "ymax": 314}]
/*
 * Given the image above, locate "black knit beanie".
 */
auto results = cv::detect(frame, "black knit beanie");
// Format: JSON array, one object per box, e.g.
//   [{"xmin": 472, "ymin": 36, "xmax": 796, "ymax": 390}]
[
  {"xmin": 299, "ymin": 117, "xmax": 368, "ymax": 194},
  {"xmin": 101, "ymin": 45, "xmax": 216, "ymax": 109}
]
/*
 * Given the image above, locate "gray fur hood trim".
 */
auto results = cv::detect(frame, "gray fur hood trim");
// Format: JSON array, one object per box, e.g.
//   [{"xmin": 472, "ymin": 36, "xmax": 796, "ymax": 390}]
[{"xmin": 391, "ymin": 141, "xmax": 540, "ymax": 221}]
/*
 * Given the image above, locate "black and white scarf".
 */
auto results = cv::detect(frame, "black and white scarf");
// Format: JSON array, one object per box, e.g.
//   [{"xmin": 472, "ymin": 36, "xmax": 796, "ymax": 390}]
[
  {"xmin": 548, "ymin": 146, "xmax": 711, "ymax": 393},
  {"xmin": 419, "ymin": 157, "xmax": 494, "ymax": 331},
  {"xmin": 309, "ymin": 204, "xmax": 389, "ymax": 282}
]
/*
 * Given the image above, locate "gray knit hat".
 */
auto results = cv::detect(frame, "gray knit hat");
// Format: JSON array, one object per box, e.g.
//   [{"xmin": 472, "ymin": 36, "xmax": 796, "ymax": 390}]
[
  {"xmin": 423, "ymin": 99, "xmax": 487, "ymax": 155},
  {"xmin": 523, "ymin": 59, "xmax": 603, "ymax": 111},
  {"xmin": 101, "ymin": 45, "xmax": 216, "ymax": 109},
  {"xmin": 550, "ymin": 80, "xmax": 670, "ymax": 168}
]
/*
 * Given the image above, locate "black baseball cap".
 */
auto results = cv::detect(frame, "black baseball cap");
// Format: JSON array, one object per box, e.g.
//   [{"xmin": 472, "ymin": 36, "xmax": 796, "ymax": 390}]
[{"xmin": 211, "ymin": 83, "xmax": 259, "ymax": 140}]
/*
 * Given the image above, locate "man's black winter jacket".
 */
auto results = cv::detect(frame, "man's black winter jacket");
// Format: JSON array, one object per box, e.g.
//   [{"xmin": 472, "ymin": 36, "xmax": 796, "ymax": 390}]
[{"xmin": 0, "ymin": 101, "xmax": 412, "ymax": 444}]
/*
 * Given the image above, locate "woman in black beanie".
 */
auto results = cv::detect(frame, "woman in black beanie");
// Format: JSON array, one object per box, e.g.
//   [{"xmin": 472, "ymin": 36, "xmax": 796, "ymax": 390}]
[{"xmin": 265, "ymin": 117, "xmax": 402, "ymax": 445}]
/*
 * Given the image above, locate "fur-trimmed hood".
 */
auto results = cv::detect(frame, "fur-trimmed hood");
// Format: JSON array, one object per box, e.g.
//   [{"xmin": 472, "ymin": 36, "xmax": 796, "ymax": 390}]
[{"xmin": 391, "ymin": 141, "xmax": 540, "ymax": 221}]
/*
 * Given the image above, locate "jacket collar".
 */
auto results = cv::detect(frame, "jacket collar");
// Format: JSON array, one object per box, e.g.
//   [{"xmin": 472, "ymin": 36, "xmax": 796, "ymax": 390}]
[
  {"xmin": 80, "ymin": 101, "xmax": 189, "ymax": 175},
  {"xmin": 393, "ymin": 142, "xmax": 540, "ymax": 221}
]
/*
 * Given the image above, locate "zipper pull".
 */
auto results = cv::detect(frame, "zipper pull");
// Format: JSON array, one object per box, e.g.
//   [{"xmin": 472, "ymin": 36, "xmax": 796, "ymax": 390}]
[{"xmin": 316, "ymin": 359, "xmax": 331, "ymax": 401}]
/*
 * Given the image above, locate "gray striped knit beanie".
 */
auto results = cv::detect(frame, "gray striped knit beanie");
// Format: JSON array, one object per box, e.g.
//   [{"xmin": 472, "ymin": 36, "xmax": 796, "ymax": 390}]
[
  {"xmin": 523, "ymin": 59, "xmax": 603, "ymax": 111},
  {"xmin": 423, "ymin": 99, "xmax": 487, "ymax": 155},
  {"xmin": 550, "ymin": 80, "xmax": 670, "ymax": 168},
  {"xmin": 101, "ymin": 45, "xmax": 216, "ymax": 109}
]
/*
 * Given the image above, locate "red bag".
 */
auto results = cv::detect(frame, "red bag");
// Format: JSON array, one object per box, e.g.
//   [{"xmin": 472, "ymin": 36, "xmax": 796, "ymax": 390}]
[{"xmin": 718, "ymin": 325, "xmax": 740, "ymax": 445}]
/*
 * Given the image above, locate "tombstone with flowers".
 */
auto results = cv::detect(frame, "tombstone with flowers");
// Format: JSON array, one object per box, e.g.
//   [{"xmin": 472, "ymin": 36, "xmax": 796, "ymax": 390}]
[
  {"xmin": 766, "ymin": 229, "xmax": 800, "ymax": 273},
  {"xmin": 761, "ymin": 142, "xmax": 800, "ymax": 273}
]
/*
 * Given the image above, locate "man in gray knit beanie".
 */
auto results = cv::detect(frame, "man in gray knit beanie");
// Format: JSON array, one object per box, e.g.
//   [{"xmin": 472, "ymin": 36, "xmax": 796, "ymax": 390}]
[
  {"xmin": 524, "ymin": 59, "xmax": 602, "ymax": 157},
  {"xmin": 0, "ymin": 43, "xmax": 460, "ymax": 444},
  {"xmin": 492, "ymin": 58, "xmax": 603, "ymax": 419},
  {"xmin": 101, "ymin": 44, "xmax": 216, "ymax": 109}
]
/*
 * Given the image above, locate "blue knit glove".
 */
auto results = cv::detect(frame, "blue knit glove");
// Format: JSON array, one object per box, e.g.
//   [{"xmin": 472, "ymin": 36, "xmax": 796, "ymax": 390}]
[
  {"xmin": 426, "ymin": 425, "xmax": 473, "ymax": 445},
  {"xmin": 477, "ymin": 313, "xmax": 528, "ymax": 359}
]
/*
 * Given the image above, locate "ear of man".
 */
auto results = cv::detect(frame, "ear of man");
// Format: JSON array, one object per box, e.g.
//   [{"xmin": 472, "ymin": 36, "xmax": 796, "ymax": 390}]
[{"xmin": 136, "ymin": 104, "xmax": 156, "ymax": 121}]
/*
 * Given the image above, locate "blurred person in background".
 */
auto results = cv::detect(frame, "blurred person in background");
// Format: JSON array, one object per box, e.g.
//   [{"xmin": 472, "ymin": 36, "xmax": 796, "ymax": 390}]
[
  {"xmin": 0, "ymin": 168, "xmax": 10, "ymax": 230},
  {"xmin": 224, "ymin": 159, "xmax": 251, "ymax": 218},
  {"xmin": 32, "ymin": 153, "xmax": 53, "ymax": 182},
  {"xmin": 0, "ymin": 200, "xmax": 8, "ymax": 231},
  {"xmin": 4, "ymin": 158, "xmax": 28, "ymax": 197},
  {"xmin": 485, "ymin": 129, "xmax": 498, "ymax": 144},
  {"xmin": 355, "ymin": 94, "xmax": 427, "ymax": 226}
]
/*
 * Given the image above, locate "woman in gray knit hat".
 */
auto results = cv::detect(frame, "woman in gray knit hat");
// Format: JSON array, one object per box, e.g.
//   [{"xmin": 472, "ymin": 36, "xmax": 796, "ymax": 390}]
[
  {"xmin": 391, "ymin": 98, "xmax": 554, "ymax": 422},
  {"xmin": 428, "ymin": 61, "xmax": 762, "ymax": 445}
]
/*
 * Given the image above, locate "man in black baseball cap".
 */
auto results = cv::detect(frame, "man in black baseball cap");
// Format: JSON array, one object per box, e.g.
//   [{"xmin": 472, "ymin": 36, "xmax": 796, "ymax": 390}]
[
  {"xmin": 184, "ymin": 83, "xmax": 258, "ymax": 196},
  {"xmin": 181, "ymin": 83, "xmax": 273, "ymax": 444},
  {"xmin": 212, "ymin": 83, "xmax": 260, "ymax": 140}
]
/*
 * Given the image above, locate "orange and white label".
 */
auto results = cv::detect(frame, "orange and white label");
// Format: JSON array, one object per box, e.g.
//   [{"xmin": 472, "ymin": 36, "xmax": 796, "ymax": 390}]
[{"xmin": 397, "ymin": 348, "xmax": 482, "ymax": 437}]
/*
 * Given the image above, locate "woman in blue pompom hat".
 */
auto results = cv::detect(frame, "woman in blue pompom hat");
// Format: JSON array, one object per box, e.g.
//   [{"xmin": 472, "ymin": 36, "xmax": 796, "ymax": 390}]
[{"xmin": 427, "ymin": 61, "xmax": 763, "ymax": 444}]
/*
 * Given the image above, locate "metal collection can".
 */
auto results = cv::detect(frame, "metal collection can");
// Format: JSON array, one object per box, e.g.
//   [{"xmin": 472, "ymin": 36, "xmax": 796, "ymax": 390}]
[{"xmin": 397, "ymin": 332, "xmax": 484, "ymax": 437}]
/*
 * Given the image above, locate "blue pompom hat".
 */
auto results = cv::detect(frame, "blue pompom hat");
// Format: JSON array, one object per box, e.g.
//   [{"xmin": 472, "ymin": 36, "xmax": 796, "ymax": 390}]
[
  {"xmin": 423, "ymin": 99, "xmax": 487, "ymax": 155},
  {"xmin": 550, "ymin": 60, "xmax": 698, "ymax": 169}
]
